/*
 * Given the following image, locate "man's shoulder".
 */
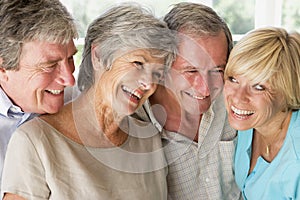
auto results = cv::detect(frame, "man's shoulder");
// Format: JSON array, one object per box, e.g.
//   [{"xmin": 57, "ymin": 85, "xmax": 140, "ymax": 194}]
[
  {"xmin": 205, "ymin": 95, "xmax": 237, "ymax": 141},
  {"xmin": 132, "ymin": 102, "xmax": 152, "ymax": 122}
]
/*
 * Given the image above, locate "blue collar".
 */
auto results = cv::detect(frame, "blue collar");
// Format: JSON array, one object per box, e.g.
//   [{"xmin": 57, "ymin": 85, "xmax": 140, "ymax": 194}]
[
  {"xmin": 0, "ymin": 87, "xmax": 35, "ymax": 124},
  {"xmin": 0, "ymin": 87, "xmax": 19, "ymax": 117}
]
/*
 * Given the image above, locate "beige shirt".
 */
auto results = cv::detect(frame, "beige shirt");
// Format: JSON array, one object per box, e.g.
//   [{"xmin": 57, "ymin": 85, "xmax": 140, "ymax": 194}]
[
  {"xmin": 1, "ymin": 117, "xmax": 168, "ymax": 200},
  {"xmin": 137, "ymin": 94, "xmax": 242, "ymax": 200}
]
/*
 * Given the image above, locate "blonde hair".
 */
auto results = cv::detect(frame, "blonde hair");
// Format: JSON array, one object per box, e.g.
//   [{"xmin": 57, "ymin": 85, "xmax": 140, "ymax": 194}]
[{"xmin": 225, "ymin": 27, "xmax": 300, "ymax": 110}]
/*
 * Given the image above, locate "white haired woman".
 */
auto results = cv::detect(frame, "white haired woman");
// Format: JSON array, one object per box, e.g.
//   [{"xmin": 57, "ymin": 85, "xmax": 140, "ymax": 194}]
[{"xmin": 1, "ymin": 3, "xmax": 177, "ymax": 200}]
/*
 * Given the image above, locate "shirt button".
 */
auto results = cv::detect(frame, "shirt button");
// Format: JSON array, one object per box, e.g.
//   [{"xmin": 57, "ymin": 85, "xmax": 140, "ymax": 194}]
[
  {"xmin": 205, "ymin": 178, "xmax": 210, "ymax": 183},
  {"xmin": 10, "ymin": 107, "xmax": 18, "ymax": 112}
]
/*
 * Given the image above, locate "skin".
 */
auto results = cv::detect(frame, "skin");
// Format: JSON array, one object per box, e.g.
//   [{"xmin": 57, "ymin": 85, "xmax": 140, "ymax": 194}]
[
  {"xmin": 224, "ymin": 74, "xmax": 286, "ymax": 134},
  {"xmin": 223, "ymin": 73, "xmax": 291, "ymax": 168},
  {"xmin": 93, "ymin": 49, "xmax": 165, "ymax": 117},
  {"xmin": 0, "ymin": 40, "xmax": 77, "ymax": 114},
  {"xmin": 3, "ymin": 48, "xmax": 167, "ymax": 200},
  {"xmin": 150, "ymin": 31, "xmax": 228, "ymax": 141}
]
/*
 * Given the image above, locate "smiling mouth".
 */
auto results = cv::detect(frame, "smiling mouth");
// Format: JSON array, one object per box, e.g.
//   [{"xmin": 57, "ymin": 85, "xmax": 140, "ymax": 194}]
[
  {"xmin": 122, "ymin": 85, "xmax": 142, "ymax": 100},
  {"xmin": 46, "ymin": 89, "xmax": 63, "ymax": 95},
  {"xmin": 231, "ymin": 105, "xmax": 255, "ymax": 116},
  {"xmin": 185, "ymin": 92, "xmax": 208, "ymax": 100}
]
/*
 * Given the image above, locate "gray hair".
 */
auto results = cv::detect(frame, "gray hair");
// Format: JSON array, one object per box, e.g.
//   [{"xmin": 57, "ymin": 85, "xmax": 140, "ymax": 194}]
[
  {"xmin": 77, "ymin": 3, "xmax": 177, "ymax": 91},
  {"xmin": 0, "ymin": 0, "xmax": 78, "ymax": 70},
  {"xmin": 164, "ymin": 2, "xmax": 233, "ymax": 56}
]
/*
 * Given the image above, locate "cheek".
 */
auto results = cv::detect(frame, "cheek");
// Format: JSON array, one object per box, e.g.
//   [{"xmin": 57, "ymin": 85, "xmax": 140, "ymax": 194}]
[
  {"xmin": 223, "ymin": 82, "xmax": 231, "ymax": 97},
  {"xmin": 261, "ymin": 93, "xmax": 283, "ymax": 112},
  {"xmin": 253, "ymin": 96, "xmax": 278, "ymax": 124},
  {"xmin": 172, "ymin": 74, "xmax": 192, "ymax": 90},
  {"xmin": 22, "ymin": 75, "xmax": 53, "ymax": 94},
  {"xmin": 265, "ymin": 100, "xmax": 283, "ymax": 117},
  {"xmin": 94, "ymin": 75, "xmax": 115, "ymax": 104},
  {"xmin": 148, "ymin": 83, "xmax": 157, "ymax": 96},
  {"xmin": 209, "ymin": 74, "xmax": 224, "ymax": 88}
]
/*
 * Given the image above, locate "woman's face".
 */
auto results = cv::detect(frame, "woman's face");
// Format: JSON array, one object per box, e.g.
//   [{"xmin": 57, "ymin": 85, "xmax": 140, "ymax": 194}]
[
  {"xmin": 223, "ymin": 74, "xmax": 286, "ymax": 131},
  {"xmin": 95, "ymin": 49, "xmax": 165, "ymax": 116}
]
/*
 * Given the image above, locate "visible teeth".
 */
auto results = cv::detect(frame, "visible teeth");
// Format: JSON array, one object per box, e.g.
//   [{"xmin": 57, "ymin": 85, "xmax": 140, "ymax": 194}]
[
  {"xmin": 231, "ymin": 105, "xmax": 254, "ymax": 115},
  {"xmin": 191, "ymin": 94, "xmax": 206, "ymax": 100},
  {"xmin": 186, "ymin": 92, "xmax": 207, "ymax": 100},
  {"xmin": 122, "ymin": 86, "xmax": 141, "ymax": 99},
  {"xmin": 47, "ymin": 89, "xmax": 62, "ymax": 95}
]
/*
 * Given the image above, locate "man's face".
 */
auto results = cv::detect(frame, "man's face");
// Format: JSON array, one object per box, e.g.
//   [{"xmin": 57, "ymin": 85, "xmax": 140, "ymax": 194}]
[
  {"xmin": 166, "ymin": 32, "xmax": 228, "ymax": 115},
  {"xmin": 0, "ymin": 40, "xmax": 77, "ymax": 114}
]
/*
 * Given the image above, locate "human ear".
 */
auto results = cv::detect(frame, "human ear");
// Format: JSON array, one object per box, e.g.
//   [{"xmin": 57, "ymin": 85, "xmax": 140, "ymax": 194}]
[
  {"xmin": 91, "ymin": 45, "xmax": 102, "ymax": 71},
  {"xmin": 0, "ymin": 58, "xmax": 8, "ymax": 82}
]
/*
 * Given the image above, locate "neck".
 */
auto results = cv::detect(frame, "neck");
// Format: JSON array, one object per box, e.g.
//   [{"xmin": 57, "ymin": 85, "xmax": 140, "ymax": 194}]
[
  {"xmin": 254, "ymin": 110, "xmax": 292, "ymax": 161},
  {"xmin": 255, "ymin": 111, "xmax": 291, "ymax": 142},
  {"xmin": 73, "ymin": 90, "xmax": 128, "ymax": 147}
]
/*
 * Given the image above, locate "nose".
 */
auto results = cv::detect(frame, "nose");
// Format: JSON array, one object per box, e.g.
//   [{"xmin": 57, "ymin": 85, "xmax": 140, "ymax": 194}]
[
  {"xmin": 193, "ymin": 73, "xmax": 210, "ymax": 97},
  {"xmin": 56, "ymin": 61, "xmax": 76, "ymax": 86},
  {"xmin": 139, "ymin": 81, "xmax": 152, "ymax": 90},
  {"xmin": 233, "ymin": 86, "xmax": 250, "ymax": 104},
  {"xmin": 138, "ymin": 71, "xmax": 154, "ymax": 90}
]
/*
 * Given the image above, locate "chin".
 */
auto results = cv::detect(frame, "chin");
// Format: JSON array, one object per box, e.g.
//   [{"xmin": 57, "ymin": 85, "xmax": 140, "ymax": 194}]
[
  {"xmin": 229, "ymin": 121, "xmax": 250, "ymax": 131},
  {"xmin": 47, "ymin": 108, "xmax": 61, "ymax": 114},
  {"xmin": 117, "ymin": 106, "xmax": 135, "ymax": 117}
]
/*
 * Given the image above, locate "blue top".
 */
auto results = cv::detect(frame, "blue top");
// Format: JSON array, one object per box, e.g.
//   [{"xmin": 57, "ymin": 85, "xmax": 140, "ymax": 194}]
[
  {"xmin": 235, "ymin": 110, "xmax": 300, "ymax": 200},
  {"xmin": 0, "ymin": 87, "xmax": 35, "ymax": 187}
]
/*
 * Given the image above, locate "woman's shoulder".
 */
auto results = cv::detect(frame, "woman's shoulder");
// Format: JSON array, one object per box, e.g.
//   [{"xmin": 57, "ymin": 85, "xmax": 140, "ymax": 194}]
[
  {"xmin": 17, "ymin": 117, "xmax": 54, "ymax": 134},
  {"xmin": 13, "ymin": 116, "xmax": 64, "ymax": 146},
  {"xmin": 290, "ymin": 110, "xmax": 300, "ymax": 127}
]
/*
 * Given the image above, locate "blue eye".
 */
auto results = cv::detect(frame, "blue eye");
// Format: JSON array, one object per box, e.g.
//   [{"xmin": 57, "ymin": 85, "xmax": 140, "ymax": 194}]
[
  {"xmin": 254, "ymin": 84, "xmax": 265, "ymax": 91},
  {"xmin": 209, "ymin": 68, "xmax": 224, "ymax": 74},
  {"xmin": 228, "ymin": 76, "xmax": 238, "ymax": 83}
]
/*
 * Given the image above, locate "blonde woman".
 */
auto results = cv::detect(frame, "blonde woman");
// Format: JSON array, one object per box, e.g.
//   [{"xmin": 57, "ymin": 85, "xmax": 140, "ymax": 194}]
[{"xmin": 224, "ymin": 27, "xmax": 300, "ymax": 199}]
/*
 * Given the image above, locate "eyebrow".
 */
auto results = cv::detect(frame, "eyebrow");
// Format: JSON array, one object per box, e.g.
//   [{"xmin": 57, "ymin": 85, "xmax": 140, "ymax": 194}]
[
  {"xmin": 181, "ymin": 64, "xmax": 226, "ymax": 71},
  {"xmin": 37, "ymin": 48, "xmax": 78, "ymax": 68},
  {"xmin": 214, "ymin": 64, "xmax": 226, "ymax": 69}
]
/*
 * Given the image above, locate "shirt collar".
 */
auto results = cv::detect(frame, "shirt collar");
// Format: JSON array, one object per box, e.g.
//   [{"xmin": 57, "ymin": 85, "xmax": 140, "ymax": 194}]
[
  {"xmin": 143, "ymin": 100, "xmax": 163, "ymax": 132},
  {"xmin": 0, "ymin": 87, "xmax": 16, "ymax": 117},
  {"xmin": 0, "ymin": 87, "xmax": 34, "ymax": 123}
]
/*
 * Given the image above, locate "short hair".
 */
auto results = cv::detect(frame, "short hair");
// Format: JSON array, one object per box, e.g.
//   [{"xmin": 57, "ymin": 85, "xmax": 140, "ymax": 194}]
[
  {"xmin": 77, "ymin": 3, "xmax": 178, "ymax": 91},
  {"xmin": 0, "ymin": 0, "xmax": 78, "ymax": 70},
  {"xmin": 225, "ymin": 27, "xmax": 300, "ymax": 110},
  {"xmin": 164, "ymin": 2, "xmax": 233, "ymax": 57}
]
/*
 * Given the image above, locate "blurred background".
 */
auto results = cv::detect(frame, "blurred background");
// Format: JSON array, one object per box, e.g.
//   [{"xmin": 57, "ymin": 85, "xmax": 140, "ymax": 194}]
[{"xmin": 59, "ymin": 0, "xmax": 300, "ymax": 74}]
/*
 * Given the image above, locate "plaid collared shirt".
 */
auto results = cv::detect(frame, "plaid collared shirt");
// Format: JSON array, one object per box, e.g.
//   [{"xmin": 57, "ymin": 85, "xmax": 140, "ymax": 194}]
[{"xmin": 134, "ymin": 94, "xmax": 242, "ymax": 200}]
